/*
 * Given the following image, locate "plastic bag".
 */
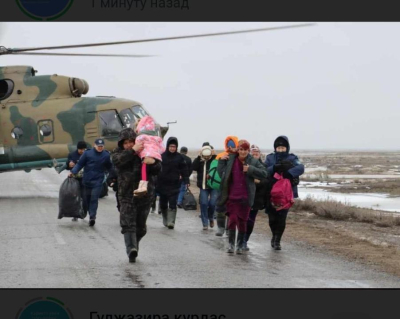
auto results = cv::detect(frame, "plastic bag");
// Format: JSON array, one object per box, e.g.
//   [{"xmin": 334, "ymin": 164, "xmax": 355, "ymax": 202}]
[
  {"xmin": 58, "ymin": 178, "xmax": 86, "ymax": 219},
  {"xmin": 182, "ymin": 188, "xmax": 197, "ymax": 211}
]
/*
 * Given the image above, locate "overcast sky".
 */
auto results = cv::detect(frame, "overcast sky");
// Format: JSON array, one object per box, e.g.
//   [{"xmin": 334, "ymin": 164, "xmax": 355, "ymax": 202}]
[{"xmin": 1, "ymin": 22, "xmax": 399, "ymax": 151}]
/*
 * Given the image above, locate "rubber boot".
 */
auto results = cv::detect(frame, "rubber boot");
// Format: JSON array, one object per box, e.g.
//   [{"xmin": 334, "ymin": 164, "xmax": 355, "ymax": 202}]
[
  {"xmin": 243, "ymin": 233, "xmax": 250, "ymax": 251},
  {"xmin": 167, "ymin": 208, "xmax": 177, "ymax": 229},
  {"xmin": 271, "ymin": 233, "xmax": 276, "ymax": 248},
  {"xmin": 236, "ymin": 232, "xmax": 245, "ymax": 254},
  {"xmin": 274, "ymin": 232, "xmax": 282, "ymax": 250},
  {"xmin": 161, "ymin": 208, "xmax": 168, "ymax": 227},
  {"xmin": 124, "ymin": 233, "xmax": 138, "ymax": 262},
  {"xmin": 226, "ymin": 229, "xmax": 235, "ymax": 253},
  {"xmin": 129, "ymin": 233, "xmax": 138, "ymax": 262},
  {"xmin": 215, "ymin": 214, "xmax": 226, "ymax": 237}
]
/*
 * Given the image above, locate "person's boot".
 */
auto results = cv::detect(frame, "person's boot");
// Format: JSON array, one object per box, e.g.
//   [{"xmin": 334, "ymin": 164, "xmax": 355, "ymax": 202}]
[
  {"xmin": 274, "ymin": 233, "xmax": 282, "ymax": 250},
  {"xmin": 134, "ymin": 180, "xmax": 148, "ymax": 197},
  {"xmin": 161, "ymin": 208, "xmax": 168, "ymax": 227},
  {"xmin": 271, "ymin": 233, "xmax": 276, "ymax": 248},
  {"xmin": 226, "ymin": 229, "xmax": 235, "ymax": 253},
  {"xmin": 215, "ymin": 214, "xmax": 226, "ymax": 237},
  {"xmin": 124, "ymin": 233, "xmax": 137, "ymax": 262},
  {"xmin": 128, "ymin": 233, "xmax": 138, "ymax": 262},
  {"xmin": 167, "ymin": 208, "xmax": 177, "ymax": 229},
  {"xmin": 236, "ymin": 232, "xmax": 245, "ymax": 254}
]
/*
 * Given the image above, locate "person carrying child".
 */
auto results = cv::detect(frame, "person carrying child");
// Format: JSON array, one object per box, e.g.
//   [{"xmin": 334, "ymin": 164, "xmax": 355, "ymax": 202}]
[{"xmin": 133, "ymin": 116, "xmax": 165, "ymax": 196}]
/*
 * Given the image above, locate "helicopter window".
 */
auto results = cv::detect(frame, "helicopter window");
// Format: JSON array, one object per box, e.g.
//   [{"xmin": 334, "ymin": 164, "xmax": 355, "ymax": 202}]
[
  {"xmin": 119, "ymin": 108, "xmax": 135, "ymax": 128},
  {"xmin": 11, "ymin": 127, "xmax": 23, "ymax": 139},
  {"xmin": 0, "ymin": 79, "xmax": 14, "ymax": 100},
  {"xmin": 98, "ymin": 110, "xmax": 124, "ymax": 137},
  {"xmin": 131, "ymin": 105, "xmax": 148, "ymax": 119}
]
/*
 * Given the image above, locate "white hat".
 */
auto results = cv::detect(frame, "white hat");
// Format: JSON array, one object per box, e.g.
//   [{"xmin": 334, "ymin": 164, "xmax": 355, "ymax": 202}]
[{"xmin": 201, "ymin": 146, "xmax": 212, "ymax": 157}]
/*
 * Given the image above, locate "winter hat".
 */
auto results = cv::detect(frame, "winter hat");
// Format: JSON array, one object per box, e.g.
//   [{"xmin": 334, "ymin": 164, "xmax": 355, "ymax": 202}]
[
  {"xmin": 136, "ymin": 115, "xmax": 156, "ymax": 133},
  {"xmin": 250, "ymin": 144, "xmax": 260, "ymax": 152},
  {"xmin": 226, "ymin": 139, "xmax": 236, "ymax": 148},
  {"xmin": 202, "ymin": 142, "xmax": 210, "ymax": 147},
  {"xmin": 180, "ymin": 146, "xmax": 188, "ymax": 153},
  {"xmin": 274, "ymin": 136, "xmax": 289, "ymax": 150},
  {"xmin": 238, "ymin": 139, "xmax": 250, "ymax": 150},
  {"xmin": 201, "ymin": 146, "xmax": 212, "ymax": 157},
  {"xmin": 77, "ymin": 141, "xmax": 87, "ymax": 149}
]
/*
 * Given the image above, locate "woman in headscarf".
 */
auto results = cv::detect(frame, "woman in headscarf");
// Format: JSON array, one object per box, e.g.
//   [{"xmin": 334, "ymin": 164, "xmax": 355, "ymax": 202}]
[{"xmin": 217, "ymin": 140, "xmax": 268, "ymax": 254}]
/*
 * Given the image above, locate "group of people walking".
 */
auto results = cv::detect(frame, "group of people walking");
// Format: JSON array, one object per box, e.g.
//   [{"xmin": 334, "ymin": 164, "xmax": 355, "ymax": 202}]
[{"xmin": 64, "ymin": 115, "xmax": 304, "ymax": 263}]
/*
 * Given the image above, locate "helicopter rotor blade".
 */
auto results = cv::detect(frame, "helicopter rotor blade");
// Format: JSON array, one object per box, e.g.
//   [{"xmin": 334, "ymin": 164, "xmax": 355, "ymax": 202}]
[
  {"xmin": 8, "ymin": 52, "xmax": 154, "ymax": 58},
  {"xmin": 3, "ymin": 23, "xmax": 315, "ymax": 54}
]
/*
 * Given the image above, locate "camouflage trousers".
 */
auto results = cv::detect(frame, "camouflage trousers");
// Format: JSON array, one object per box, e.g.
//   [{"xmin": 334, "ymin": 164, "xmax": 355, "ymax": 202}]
[{"xmin": 118, "ymin": 194, "xmax": 153, "ymax": 243}]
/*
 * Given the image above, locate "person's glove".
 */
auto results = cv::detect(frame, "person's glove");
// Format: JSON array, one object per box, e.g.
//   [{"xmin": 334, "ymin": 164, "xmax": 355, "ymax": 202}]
[
  {"xmin": 279, "ymin": 160, "xmax": 294, "ymax": 172},
  {"xmin": 282, "ymin": 171, "xmax": 293, "ymax": 179},
  {"xmin": 273, "ymin": 163, "xmax": 284, "ymax": 173}
]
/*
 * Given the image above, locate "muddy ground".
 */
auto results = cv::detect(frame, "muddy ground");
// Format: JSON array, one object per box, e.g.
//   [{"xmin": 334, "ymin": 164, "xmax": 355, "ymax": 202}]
[{"xmin": 186, "ymin": 150, "xmax": 400, "ymax": 277}]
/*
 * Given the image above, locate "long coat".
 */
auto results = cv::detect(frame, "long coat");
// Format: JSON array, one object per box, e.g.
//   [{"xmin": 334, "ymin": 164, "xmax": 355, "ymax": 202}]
[
  {"xmin": 156, "ymin": 137, "xmax": 190, "ymax": 197},
  {"xmin": 217, "ymin": 153, "xmax": 268, "ymax": 207}
]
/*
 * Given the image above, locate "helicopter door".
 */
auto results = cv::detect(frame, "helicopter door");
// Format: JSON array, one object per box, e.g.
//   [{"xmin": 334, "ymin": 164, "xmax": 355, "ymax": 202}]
[
  {"xmin": 98, "ymin": 110, "xmax": 124, "ymax": 139},
  {"xmin": 37, "ymin": 120, "xmax": 54, "ymax": 144}
]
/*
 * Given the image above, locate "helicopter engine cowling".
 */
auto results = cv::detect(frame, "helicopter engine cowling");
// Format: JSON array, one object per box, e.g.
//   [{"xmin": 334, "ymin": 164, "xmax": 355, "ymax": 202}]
[{"xmin": 69, "ymin": 77, "xmax": 89, "ymax": 97}]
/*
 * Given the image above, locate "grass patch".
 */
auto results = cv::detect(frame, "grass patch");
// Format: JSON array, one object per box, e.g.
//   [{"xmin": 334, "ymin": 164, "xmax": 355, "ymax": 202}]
[{"xmin": 293, "ymin": 196, "xmax": 400, "ymax": 227}]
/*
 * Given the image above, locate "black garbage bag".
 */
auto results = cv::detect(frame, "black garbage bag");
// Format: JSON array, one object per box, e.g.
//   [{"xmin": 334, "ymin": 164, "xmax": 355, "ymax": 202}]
[
  {"xmin": 182, "ymin": 189, "xmax": 197, "ymax": 211},
  {"xmin": 58, "ymin": 177, "xmax": 86, "ymax": 219},
  {"xmin": 99, "ymin": 181, "xmax": 108, "ymax": 198}
]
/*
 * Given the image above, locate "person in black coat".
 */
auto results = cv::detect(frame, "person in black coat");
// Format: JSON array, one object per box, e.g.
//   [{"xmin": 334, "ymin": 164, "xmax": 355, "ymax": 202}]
[
  {"xmin": 156, "ymin": 137, "xmax": 190, "ymax": 229},
  {"xmin": 177, "ymin": 146, "xmax": 193, "ymax": 208}
]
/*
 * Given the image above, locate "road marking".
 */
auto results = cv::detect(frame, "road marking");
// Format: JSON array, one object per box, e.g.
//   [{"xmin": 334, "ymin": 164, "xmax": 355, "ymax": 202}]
[{"xmin": 54, "ymin": 233, "xmax": 66, "ymax": 245}]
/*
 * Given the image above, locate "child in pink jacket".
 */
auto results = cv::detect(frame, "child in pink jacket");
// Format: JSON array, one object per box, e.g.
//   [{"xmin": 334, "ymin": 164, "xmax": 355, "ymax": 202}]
[{"xmin": 134, "ymin": 116, "xmax": 165, "ymax": 196}]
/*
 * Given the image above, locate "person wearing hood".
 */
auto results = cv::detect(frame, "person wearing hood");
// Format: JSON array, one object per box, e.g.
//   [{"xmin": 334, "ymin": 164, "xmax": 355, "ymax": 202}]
[
  {"xmin": 192, "ymin": 145, "xmax": 217, "ymax": 230},
  {"xmin": 156, "ymin": 137, "xmax": 190, "ymax": 229},
  {"xmin": 214, "ymin": 136, "xmax": 239, "ymax": 237},
  {"xmin": 111, "ymin": 128, "xmax": 162, "ymax": 263},
  {"xmin": 217, "ymin": 139, "xmax": 268, "ymax": 254},
  {"xmin": 264, "ymin": 135, "xmax": 304, "ymax": 250}
]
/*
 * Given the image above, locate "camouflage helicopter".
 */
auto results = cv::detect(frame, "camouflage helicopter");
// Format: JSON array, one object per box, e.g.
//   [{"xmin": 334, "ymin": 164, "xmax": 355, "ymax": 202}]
[{"xmin": 0, "ymin": 23, "xmax": 314, "ymax": 174}]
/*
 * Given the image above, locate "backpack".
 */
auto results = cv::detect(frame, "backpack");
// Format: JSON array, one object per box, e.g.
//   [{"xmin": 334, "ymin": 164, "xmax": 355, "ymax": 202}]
[
  {"xmin": 182, "ymin": 188, "xmax": 198, "ymax": 211},
  {"xmin": 270, "ymin": 173, "xmax": 294, "ymax": 211},
  {"xmin": 207, "ymin": 159, "xmax": 221, "ymax": 190}
]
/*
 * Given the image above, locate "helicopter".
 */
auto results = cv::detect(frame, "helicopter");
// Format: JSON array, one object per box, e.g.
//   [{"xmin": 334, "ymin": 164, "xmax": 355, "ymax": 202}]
[{"xmin": 0, "ymin": 23, "xmax": 314, "ymax": 174}]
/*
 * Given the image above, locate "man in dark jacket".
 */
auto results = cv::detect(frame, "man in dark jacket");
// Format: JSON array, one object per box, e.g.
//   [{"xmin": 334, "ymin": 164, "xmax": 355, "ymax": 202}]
[
  {"xmin": 177, "ymin": 146, "xmax": 192, "ymax": 208},
  {"xmin": 111, "ymin": 128, "xmax": 161, "ymax": 263},
  {"xmin": 264, "ymin": 135, "xmax": 304, "ymax": 250},
  {"xmin": 156, "ymin": 137, "xmax": 190, "ymax": 229},
  {"xmin": 70, "ymin": 138, "xmax": 112, "ymax": 226},
  {"xmin": 66, "ymin": 141, "xmax": 87, "ymax": 221}
]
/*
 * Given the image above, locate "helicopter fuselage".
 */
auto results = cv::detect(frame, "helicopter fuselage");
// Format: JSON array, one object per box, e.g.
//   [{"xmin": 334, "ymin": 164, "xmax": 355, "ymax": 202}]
[{"xmin": 0, "ymin": 65, "xmax": 165, "ymax": 173}]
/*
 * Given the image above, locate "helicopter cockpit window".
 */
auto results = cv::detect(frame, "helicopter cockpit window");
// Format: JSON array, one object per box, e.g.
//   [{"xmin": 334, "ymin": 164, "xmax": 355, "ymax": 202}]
[
  {"xmin": 131, "ymin": 105, "xmax": 148, "ymax": 119},
  {"xmin": 98, "ymin": 110, "xmax": 123, "ymax": 137},
  {"xmin": 119, "ymin": 108, "xmax": 135, "ymax": 128},
  {"xmin": 11, "ymin": 127, "xmax": 23, "ymax": 139},
  {"xmin": 0, "ymin": 79, "xmax": 14, "ymax": 100}
]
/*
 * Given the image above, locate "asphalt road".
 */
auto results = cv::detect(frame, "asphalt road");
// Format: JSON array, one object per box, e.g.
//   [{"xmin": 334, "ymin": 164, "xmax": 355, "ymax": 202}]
[{"xmin": 1, "ymin": 168, "xmax": 399, "ymax": 288}]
